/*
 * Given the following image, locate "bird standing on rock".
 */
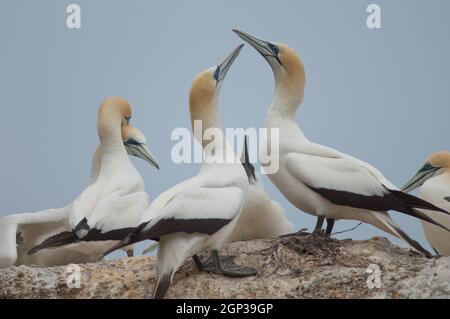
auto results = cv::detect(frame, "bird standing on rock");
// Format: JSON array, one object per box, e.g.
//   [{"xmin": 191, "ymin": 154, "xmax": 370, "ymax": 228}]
[{"xmin": 233, "ymin": 29, "xmax": 450, "ymax": 258}]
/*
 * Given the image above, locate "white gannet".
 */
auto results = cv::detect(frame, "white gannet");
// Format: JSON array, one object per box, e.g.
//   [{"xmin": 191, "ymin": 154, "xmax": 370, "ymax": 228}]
[
  {"xmin": 402, "ymin": 151, "xmax": 450, "ymax": 256},
  {"xmin": 0, "ymin": 124, "xmax": 157, "ymax": 268},
  {"xmin": 27, "ymin": 97, "xmax": 159, "ymax": 258},
  {"xmin": 229, "ymin": 136, "xmax": 294, "ymax": 242},
  {"xmin": 141, "ymin": 136, "xmax": 294, "ymax": 258},
  {"xmin": 100, "ymin": 45, "xmax": 257, "ymax": 299},
  {"xmin": 234, "ymin": 29, "xmax": 450, "ymax": 257}
]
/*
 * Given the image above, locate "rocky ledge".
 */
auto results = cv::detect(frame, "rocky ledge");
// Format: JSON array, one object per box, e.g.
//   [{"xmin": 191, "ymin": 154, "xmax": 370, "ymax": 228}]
[{"xmin": 0, "ymin": 233, "xmax": 449, "ymax": 299}]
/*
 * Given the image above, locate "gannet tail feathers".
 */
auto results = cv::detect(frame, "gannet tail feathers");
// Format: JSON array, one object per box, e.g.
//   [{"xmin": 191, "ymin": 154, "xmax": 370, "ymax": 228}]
[
  {"xmin": 153, "ymin": 273, "xmax": 172, "ymax": 299},
  {"xmin": 28, "ymin": 231, "xmax": 78, "ymax": 255},
  {"xmin": 389, "ymin": 190, "xmax": 450, "ymax": 232},
  {"xmin": 390, "ymin": 190, "xmax": 449, "ymax": 215},
  {"xmin": 372, "ymin": 212, "xmax": 432, "ymax": 258}
]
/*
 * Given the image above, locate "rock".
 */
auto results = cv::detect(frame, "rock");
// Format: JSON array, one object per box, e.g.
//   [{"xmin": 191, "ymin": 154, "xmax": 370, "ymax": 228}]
[{"xmin": 0, "ymin": 234, "xmax": 449, "ymax": 299}]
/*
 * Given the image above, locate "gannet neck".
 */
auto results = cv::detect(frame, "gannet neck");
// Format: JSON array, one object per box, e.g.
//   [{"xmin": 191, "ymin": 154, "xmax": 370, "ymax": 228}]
[
  {"xmin": 268, "ymin": 44, "xmax": 305, "ymax": 118},
  {"xmin": 189, "ymin": 70, "xmax": 223, "ymax": 148},
  {"xmin": 96, "ymin": 97, "xmax": 133, "ymax": 175},
  {"xmin": 89, "ymin": 147, "xmax": 101, "ymax": 185},
  {"xmin": 267, "ymin": 56, "xmax": 305, "ymax": 120}
]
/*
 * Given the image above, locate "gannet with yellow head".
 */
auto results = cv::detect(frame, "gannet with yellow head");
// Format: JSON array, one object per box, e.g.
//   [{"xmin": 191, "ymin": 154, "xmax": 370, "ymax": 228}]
[
  {"xmin": 99, "ymin": 45, "xmax": 256, "ymax": 299},
  {"xmin": 402, "ymin": 151, "xmax": 450, "ymax": 256},
  {"xmin": 27, "ymin": 97, "xmax": 159, "ymax": 258},
  {"xmin": 0, "ymin": 119, "xmax": 158, "ymax": 267},
  {"xmin": 234, "ymin": 29, "xmax": 450, "ymax": 257}
]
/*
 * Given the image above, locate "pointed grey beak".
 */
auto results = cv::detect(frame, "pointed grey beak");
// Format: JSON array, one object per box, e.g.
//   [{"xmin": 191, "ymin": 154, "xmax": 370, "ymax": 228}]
[
  {"xmin": 125, "ymin": 142, "xmax": 159, "ymax": 170},
  {"xmin": 240, "ymin": 135, "xmax": 256, "ymax": 182},
  {"xmin": 214, "ymin": 43, "xmax": 244, "ymax": 84},
  {"xmin": 401, "ymin": 167, "xmax": 438, "ymax": 193},
  {"xmin": 232, "ymin": 29, "xmax": 283, "ymax": 66}
]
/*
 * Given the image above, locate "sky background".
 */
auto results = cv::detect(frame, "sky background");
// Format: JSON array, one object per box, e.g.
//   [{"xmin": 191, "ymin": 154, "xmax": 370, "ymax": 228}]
[{"xmin": 0, "ymin": 0, "xmax": 449, "ymax": 260}]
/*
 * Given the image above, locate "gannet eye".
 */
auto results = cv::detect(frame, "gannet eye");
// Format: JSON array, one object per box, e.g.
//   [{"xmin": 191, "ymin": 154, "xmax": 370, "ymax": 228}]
[
  {"xmin": 423, "ymin": 163, "xmax": 434, "ymax": 171},
  {"xmin": 268, "ymin": 43, "xmax": 279, "ymax": 56},
  {"xmin": 213, "ymin": 66, "xmax": 220, "ymax": 81},
  {"xmin": 125, "ymin": 138, "xmax": 141, "ymax": 146}
]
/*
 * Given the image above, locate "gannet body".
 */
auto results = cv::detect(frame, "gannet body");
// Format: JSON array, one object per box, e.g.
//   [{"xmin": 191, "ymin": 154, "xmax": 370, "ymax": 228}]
[
  {"xmin": 228, "ymin": 137, "xmax": 293, "ymax": 242},
  {"xmin": 0, "ymin": 123, "xmax": 156, "ymax": 268},
  {"xmin": 100, "ymin": 45, "xmax": 255, "ymax": 299},
  {"xmin": 234, "ymin": 29, "xmax": 450, "ymax": 257},
  {"xmin": 402, "ymin": 151, "xmax": 450, "ymax": 256},
  {"xmin": 28, "ymin": 97, "xmax": 159, "ymax": 258}
]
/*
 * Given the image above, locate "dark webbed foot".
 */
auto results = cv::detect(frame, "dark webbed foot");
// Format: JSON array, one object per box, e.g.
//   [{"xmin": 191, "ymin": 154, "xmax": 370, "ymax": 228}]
[{"xmin": 194, "ymin": 251, "xmax": 257, "ymax": 277}]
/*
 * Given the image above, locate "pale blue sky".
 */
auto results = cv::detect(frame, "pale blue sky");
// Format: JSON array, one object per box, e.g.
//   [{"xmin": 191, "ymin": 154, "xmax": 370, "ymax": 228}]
[{"xmin": 1, "ymin": 1, "xmax": 449, "ymax": 258}]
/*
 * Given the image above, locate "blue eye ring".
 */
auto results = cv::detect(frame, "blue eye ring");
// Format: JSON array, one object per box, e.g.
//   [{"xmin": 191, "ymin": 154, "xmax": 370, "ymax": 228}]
[
  {"xmin": 268, "ymin": 43, "xmax": 279, "ymax": 56},
  {"xmin": 213, "ymin": 66, "xmax": 220, "ymax": 81},
  {"xmin": 125, "ymin": 137, "xmax": 141, "ymax": 146}
]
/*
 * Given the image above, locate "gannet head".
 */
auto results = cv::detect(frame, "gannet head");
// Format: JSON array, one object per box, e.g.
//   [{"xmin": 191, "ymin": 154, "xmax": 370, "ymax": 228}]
[
  {"xmin": 233, "ymin": 29, "xmax": 305, "ymax": 108},
  {"xmin": 98, "ymin": 97, "xmax": 133, "ymax": 141},
  {"xmin": 122, "ymin": 125, "xmax": 160, "ymax": 170},
  {"xmin": 402, "ymin": 151, "xmax": 450, "ymax": 193},
  {"xmin": 189, "ymin": 44, "xmax": 244, "ymax": 126}
]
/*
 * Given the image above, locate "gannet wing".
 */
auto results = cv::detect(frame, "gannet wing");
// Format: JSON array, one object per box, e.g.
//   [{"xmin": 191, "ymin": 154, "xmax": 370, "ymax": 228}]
[
  {"xmin": 0, "ymin": 207, "xmax": 71, "ymax": 267},
  {"xmin": 285, "ymin": 152, "xmax": 450, "ymax": 226},
  {"xmin": 99, "ymin": 186, "xmax": 244, "ymax": 257},
  {"xmin": 142, "ymin": 186, "xmax": 244, "ymax": 238}
]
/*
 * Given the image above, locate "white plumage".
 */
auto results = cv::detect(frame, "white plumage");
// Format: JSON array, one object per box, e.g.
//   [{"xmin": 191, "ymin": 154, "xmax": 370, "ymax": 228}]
[
  {"xmin": 100, "ymin": 45, "xmax": 252, "ymax": 299},
  {"xmin": 26, "ymin": 97, "xmax": 158, "ymax": 258},
  {"xmin": 228, "ymin": 137, "xmax": 293, "ymax": 242},
  {"xmin": 0, "ymin": 123, "xmax": 154, "ymax": 267},
  {"xmin": 402, "ymin": 151, "xmax": 450, "ymax": 256},
  {"xmin": 234, "ymin": 29, "xmax": 450, "ymax": 257}
]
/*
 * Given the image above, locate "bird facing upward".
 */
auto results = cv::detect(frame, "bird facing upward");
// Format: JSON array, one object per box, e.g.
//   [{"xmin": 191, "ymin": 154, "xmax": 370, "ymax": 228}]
[{"xmin": 233, "ymin": 29, "xmax": 450, "ymax": 257}]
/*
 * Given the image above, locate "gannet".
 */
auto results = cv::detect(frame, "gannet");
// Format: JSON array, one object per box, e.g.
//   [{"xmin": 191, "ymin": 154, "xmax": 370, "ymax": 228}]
[
  {"xmin": 234, "ymin": 29, "xmax": 450, "ymax": 257},
  {"xmin": 100, "ymin": 45, "xmax": 257, "ymax": 299},
  {"xmin": 229, "ymin": 136, "xmax": 294, "ymax": 242},
  {"xmin": 141, "ymin": 136, "xmax": 294, "ymax": 257},
  {"xmin": 0, "ymin": 124, "xmax": 156, "ymax": 268},
  {"xmin": 27, "ymin": 97, "xmax": 159, "ymax": 258},
  {"xmin": 402, "ymin": 151, "xmax": 450, "ymax": 256}
]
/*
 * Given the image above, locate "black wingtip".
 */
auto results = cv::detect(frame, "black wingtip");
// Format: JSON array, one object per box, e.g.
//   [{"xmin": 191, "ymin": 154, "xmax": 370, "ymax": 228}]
[
  {"xmin": 391, "ymin": 222, "xmax": 433, "ymax": 258},
  {"xmin": 153, "ymin": 273, "xmax": 172, "ymax": 299},
  {"xmin": 28, "ymin": 231, "xmax": 77, "ymax": 255},
  {"xmin": 445, "ymin": 196, "xmax": 450, "ymax": 203},
  {"xmin": 391, "ymin": 190, "xmax": 450, "ymax": 215}
]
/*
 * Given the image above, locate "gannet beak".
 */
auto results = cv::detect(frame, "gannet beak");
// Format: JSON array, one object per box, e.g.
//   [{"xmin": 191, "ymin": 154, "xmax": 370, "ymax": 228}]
[
  {"xmin": 214, "ymin": 43, "xmax": 244, "ymax": 84},
  {"xmin": 401, "ymin": 164, "xmax": 438, "ymax": 193},
  {"xmin": 232, "ymin": 29, "xmax": 283, "ymax": 66},
  {"xmin": 124, "ymin": 140, "xmax": 160, "ymax": 170},
  {"xmin": 240, "ymin": 135, "xmax": 256, "ymax": 182}
]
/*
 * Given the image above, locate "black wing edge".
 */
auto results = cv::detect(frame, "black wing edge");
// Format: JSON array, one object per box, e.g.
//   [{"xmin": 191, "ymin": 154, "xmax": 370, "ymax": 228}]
[
  {"xmin": 98, "ymin": 217, "xmax": 232, "ymax": 260},
  {"xmin": 28, "ymin": 231, "xmax": 78, "ymax": 255},
  {"xmin": 306, "ymin": 184, "xmax": 450, "ymax": 232}
]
